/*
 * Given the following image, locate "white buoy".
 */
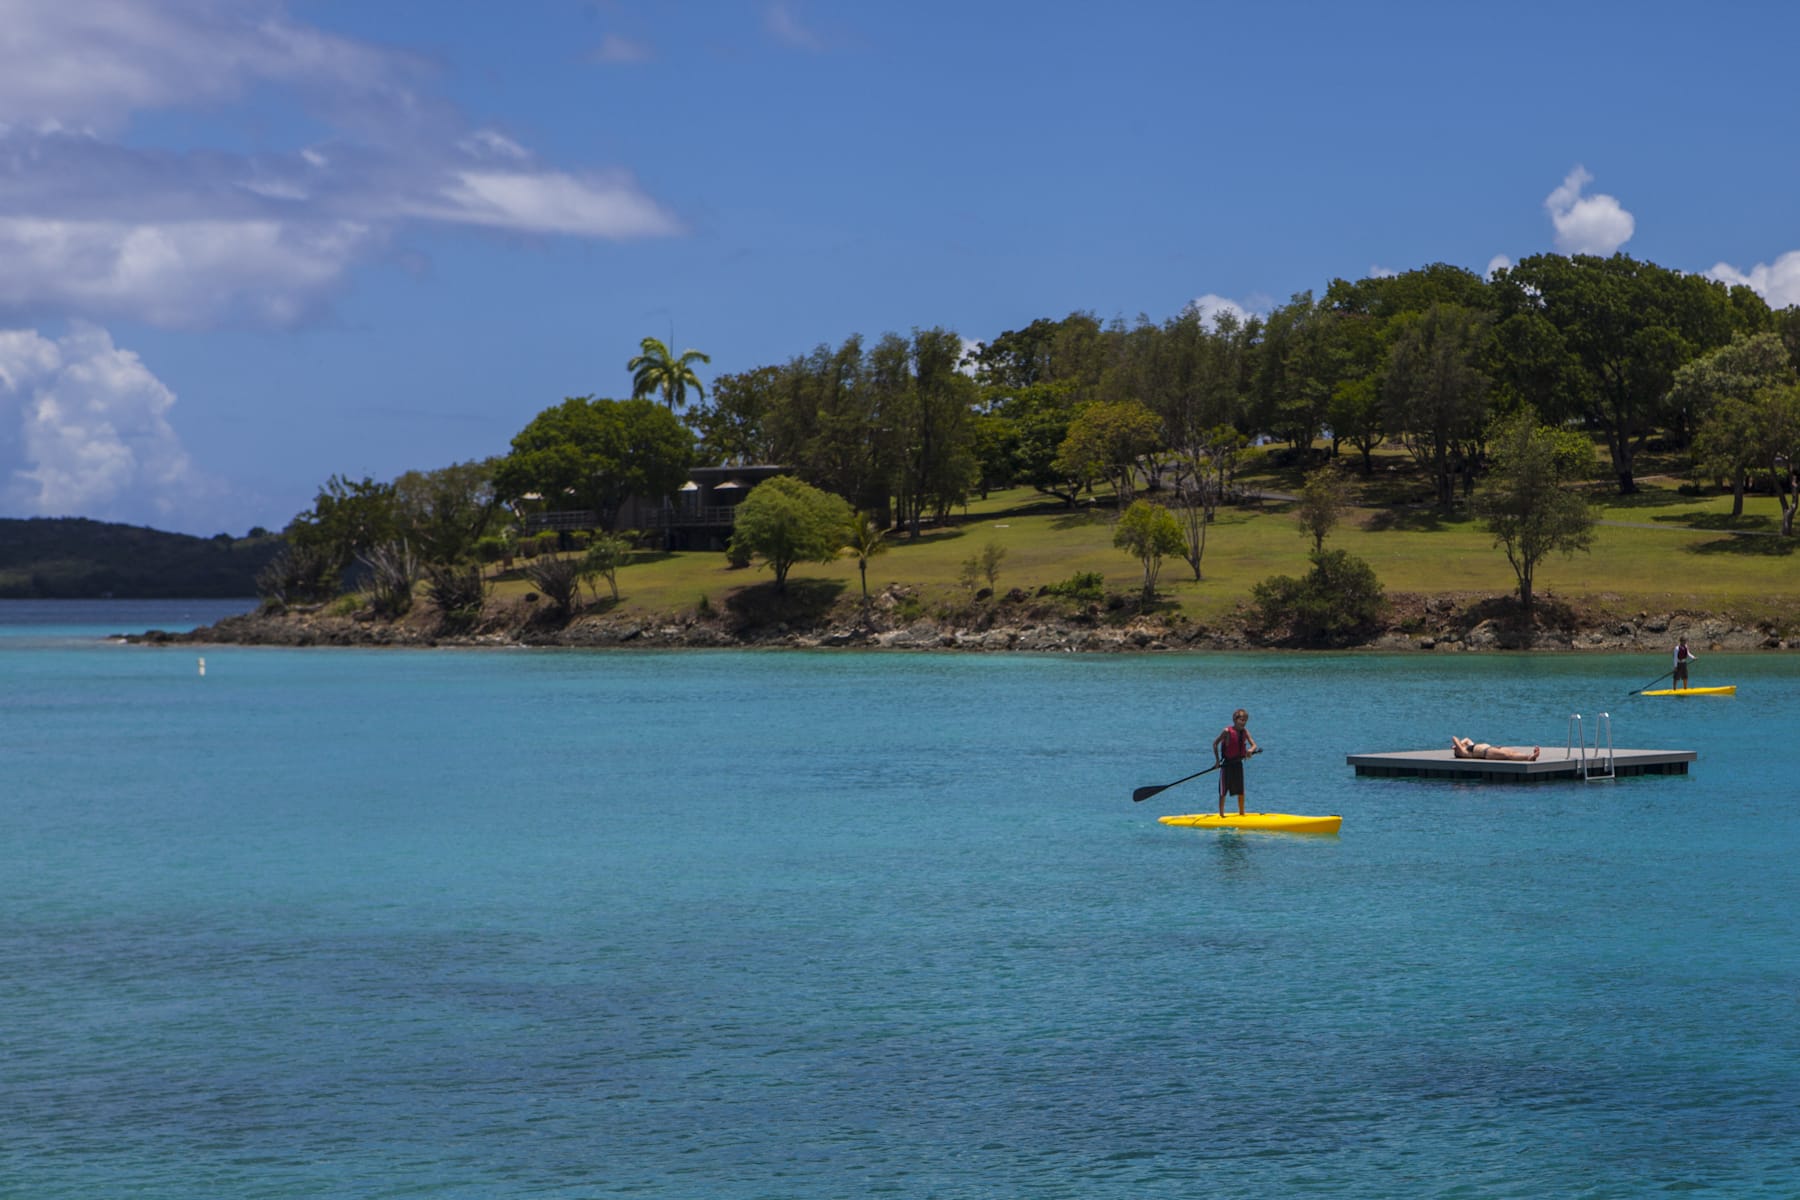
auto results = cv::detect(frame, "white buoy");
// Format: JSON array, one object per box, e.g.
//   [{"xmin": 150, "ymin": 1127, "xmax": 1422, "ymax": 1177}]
[{"xmin": 198, "ymin": 656, "xmax": 206, "ymax": 677}]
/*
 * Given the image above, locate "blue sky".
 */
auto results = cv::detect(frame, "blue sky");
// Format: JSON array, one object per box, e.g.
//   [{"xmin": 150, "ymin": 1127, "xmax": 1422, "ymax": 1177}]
[{"xmin": 2, "ymin": 0, "xmax": 1797, "ymax": 536}]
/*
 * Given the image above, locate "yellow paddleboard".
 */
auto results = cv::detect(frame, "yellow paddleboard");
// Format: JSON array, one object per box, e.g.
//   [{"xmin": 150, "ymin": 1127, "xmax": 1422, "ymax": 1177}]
[
  {"xmin": 1639, "ymin": 685, "xmax": 1735, "ymax": 697},
  {"xmin": 1159, "ymin": 812, "xmax": 1342, "ymax": 834}
]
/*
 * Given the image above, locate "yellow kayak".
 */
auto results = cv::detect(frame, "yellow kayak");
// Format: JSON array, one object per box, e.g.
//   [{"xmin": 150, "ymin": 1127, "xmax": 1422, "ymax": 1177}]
[
  {"xmin": 1639, "ymin": 685, "xmax": 1735, "ymax": 697},
  {"xmin": 1159, "ymin": 812, "xmax": 1342, "ymax": 834}
]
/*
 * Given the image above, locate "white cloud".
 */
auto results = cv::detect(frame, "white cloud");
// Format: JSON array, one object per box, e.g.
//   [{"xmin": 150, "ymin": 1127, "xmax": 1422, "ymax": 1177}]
[
  {"xmin": 1184, "ymin": 293, "xmax": 1257, "ymax": 330},
  {"xmin": 766, "ymin": 2, "xmax": 828, "ymax": 51},
  {"xmin": 1545, "ymin": 166, "xmax": 1634, "ymax": 255},
  {"xmin": 420, "ymin": 169, "xmax": 683, "ymax": 239},
  {"xmin": 0, "ymin": 216, "xmax": 373, "ymax": 328},
  {"xmin": 1368, "ymin": 265, "xmax": 1399, "ymax": 279},
  {"xmin": 0, "ymin": 0, "xmax": 415, "ymax": 136},
  {"xmin": 458, "ymin": 129, "xmax": 531, "ymax": 162},
  {"xmin": 591, "ymin": 33, "xmax": 654, "ymax": 65},
  {"xmin": 1706, "ymin": 251, "xmax": 1800, "ymax": 309},
  {"xmin": 0, "ymin": 2, "xmax": 681, "ymax": 330},
  {"xmin": 0, "ymin": 323, "xmax": 216, "ymax": 525},
  {"xmin": 1486, "ymin": 254, "xmax": 1513, "ymax": 279}
]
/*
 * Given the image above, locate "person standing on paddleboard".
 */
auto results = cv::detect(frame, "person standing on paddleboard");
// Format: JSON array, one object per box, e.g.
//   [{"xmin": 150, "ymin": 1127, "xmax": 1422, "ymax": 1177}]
[
  {"xmin": 1211, "ymin": 708, "xmax": 1258, "ymax": 817},
  {"xmin": 1673, "ymin": 635, "xmax": 1696, "ymax": 690}
]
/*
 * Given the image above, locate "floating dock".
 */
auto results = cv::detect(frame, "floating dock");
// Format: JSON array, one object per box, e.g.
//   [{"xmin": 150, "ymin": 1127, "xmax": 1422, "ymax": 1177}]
[{"xmin": 1346, "ymin": 747, "xmax": 1695, "ymax": 783}]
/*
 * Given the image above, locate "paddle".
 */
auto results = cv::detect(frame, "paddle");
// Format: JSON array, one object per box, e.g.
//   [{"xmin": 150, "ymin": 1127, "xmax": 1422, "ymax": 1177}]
[
  {"xmin": 1132, "ymin": 750, "xmax": 1260, "ymax": 803},
  {"xmin": 1627, "ymin": 668, "xmax": 1674, "ymax": 696}
]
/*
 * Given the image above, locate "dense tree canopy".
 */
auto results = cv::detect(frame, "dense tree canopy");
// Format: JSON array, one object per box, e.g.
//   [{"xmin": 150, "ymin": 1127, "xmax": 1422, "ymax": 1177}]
[
  {"xmin": 1492, "ymin": 254, "xmax": 1753, "ymax": 492},
  {"xmin": 391, "ymin": 458, "xmax": 503, "ymax": 566},
  {"xmin": 492, "ymin": 396, "xmax": 694, "ymax": 530}
]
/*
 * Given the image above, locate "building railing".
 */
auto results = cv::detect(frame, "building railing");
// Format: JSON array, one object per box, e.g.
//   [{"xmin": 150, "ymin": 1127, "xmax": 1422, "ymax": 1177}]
[
  {"xmin": 652, "ymin": 504, "xmax": 740, "ymax": 528},
  {"xmin": 523, "ymin": 503, "xmax": 742, "ymax": 533},
  {"xmin": 523, "ymin": 510, "xmax": 599, "ymax": 532}
]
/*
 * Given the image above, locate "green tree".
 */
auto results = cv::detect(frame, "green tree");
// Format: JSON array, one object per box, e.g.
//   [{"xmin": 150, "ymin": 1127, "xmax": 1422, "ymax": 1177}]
[
  {"xmin": 1325, "ymin": 262, "xmax": 1494, "ymax": 321},
  {"xmin": 845, "ymin": 510, "xmax": 889, "ymax": 600},
  {"xmin": 1295, "ymin": 468, "xmax": 1354, "ymax": 553},
  {"xmin": 691, "ymin": 365, "xmax": 779, "ymax": 465},
  {"xmin": 629, "ymin": 337, "xmax": 711, "ymax": 411},
  {"xmin": 996, "ymin": 384, "xmax": 1085, "ymax": 506},
  {"xmin": 729, "ymin": 475, "xmax": 854, "ymax": 592},
  {"xmin": 762, "ymin": 336, "xmax": 883, "ymax": 514},
  {"xmin": 1054, "ymin": 399, "xmax": 1163, "ymax": 505},
  {"xmin": 870, "ymin": 328, "xmax": 980, "ymax": 536},
  {"xmin": 1383, "ymin": 303, "xmax": 1494, "ymax": 508},
  {"xmin": 391, "ymin": 458, "xmax": 503, "ymax": 566},
  {"xmin": 1252, "ymin": 292, "xmax": 1342, "ymax": 456},
  {"xmin": 283, "ymin": 474, "xmax": 400, "ymax": 590},
  {"xmin": 1474, "ymin": 412, "xmax": 1597, "ymax": 615},
  {"xmin": 1170, "ymin": 424, "xmax": 1246, "ymax": 582},
  {"xmin": 493, "ymin": 396, "xmax": 695, "ymax": 531},
  {"xmin": 1747, "ymin": 384, "xmax": 1800, "ymax": 536},
  {"xmin": 1113, "ymin": 499, "xmax": 1187, "ymax": 602},
  {"xmin": 1493, "ymin": 254, "xmax": 1752, "ymax": 492},
  {"xmin": 1674, "ymin": 333, "xmax": 1798, "ymax": 515}
]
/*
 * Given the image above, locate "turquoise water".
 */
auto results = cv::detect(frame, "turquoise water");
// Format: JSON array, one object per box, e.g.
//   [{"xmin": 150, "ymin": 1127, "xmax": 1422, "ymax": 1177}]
[{"xmin": 5, "ymin": 602, "xmax": 1799, "ymax": 1197}]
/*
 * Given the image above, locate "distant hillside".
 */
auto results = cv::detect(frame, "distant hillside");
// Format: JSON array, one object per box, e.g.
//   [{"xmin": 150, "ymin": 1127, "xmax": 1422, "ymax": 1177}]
[{"xmin": 0, "ymin": 518, "xmax": 284, "ymax": 598}]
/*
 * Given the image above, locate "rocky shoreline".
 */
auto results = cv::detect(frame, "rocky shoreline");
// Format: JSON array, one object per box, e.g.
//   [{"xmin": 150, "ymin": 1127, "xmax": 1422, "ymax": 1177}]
[{"xmin": 130, "ymin": 588, "xmax": 1796, "ymax": 654}]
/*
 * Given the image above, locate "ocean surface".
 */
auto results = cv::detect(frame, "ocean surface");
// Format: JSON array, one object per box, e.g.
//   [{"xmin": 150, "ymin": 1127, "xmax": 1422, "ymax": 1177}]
[{"xmin": 4, "ymin": 599, "xmax": 1798, "ymax": 1198}]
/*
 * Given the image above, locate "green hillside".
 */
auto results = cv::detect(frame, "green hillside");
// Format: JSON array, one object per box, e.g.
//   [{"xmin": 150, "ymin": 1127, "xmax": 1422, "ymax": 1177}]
[{"xmin": 0, "ymin": 518, "xmax": 282, "ymax": 598}]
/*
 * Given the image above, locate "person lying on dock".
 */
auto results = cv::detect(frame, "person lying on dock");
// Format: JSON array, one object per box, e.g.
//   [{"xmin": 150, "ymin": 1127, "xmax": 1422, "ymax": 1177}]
[{"xmin": 1451, "ymin": 736, "xmax": 1540, "ymax": 761}]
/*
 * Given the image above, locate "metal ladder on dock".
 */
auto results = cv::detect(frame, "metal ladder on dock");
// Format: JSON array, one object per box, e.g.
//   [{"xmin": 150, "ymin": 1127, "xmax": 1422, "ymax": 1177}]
[{"xmin": 1566, "ymin": 712, "xmax": 1615, "ymax": 781}]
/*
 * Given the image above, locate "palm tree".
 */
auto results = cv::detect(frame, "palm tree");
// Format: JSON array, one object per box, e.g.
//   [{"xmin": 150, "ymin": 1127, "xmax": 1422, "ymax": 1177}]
[
  {"xmin": 628, "ymin": 337, "xmax": 711, "ymax": 411},
  {"xmin": 845, "ymin": 511, "xmax": 889, "ymax": 602}
]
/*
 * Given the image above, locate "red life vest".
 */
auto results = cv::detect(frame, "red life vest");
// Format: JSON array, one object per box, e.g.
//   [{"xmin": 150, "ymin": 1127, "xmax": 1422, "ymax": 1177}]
[{"xmin": 1221, "ymin": 726, "xmax": 1249, "ymax": 760}]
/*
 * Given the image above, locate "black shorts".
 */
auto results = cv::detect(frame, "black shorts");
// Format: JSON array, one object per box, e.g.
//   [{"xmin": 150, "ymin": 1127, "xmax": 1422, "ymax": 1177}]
[{"xmin": 1220, "ymin": 759, "xmax": 1245, "ymax": 794}]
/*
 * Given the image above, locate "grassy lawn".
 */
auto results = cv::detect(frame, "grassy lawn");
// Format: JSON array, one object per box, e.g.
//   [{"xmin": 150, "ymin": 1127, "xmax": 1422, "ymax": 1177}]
[{"xmin": 483, "ymin": 444, "xmax": 1800, "ymax": 630}]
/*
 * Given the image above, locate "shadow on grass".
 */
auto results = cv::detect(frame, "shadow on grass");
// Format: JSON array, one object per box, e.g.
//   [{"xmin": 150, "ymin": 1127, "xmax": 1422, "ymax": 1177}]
[
  {"xmin": 1689, "ymin": 535, "xmax": 1795, "ymax": 557},
  {"xmin": 1365, "ymin": 506, "xmax": 1458, "ymax": 533},
  {"xmin": 1600, "ymin": 488, "xmax": 1712, "ymax": 511},
  {"xmin": 1651, "ymin": 512, "xmax": 1777, "ymax": 532},
  {"xmin": 1050, "ymin": 507, "xmax": 1115, "ymax": 531},
  {"xmin": 725, "ymin": 577, "xmax": 847, "ymax": 627}
]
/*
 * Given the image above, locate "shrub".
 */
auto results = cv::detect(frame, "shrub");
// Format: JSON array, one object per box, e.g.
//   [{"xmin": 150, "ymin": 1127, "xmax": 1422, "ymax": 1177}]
[
  {"xmin": 255, "ymin": 543, "xmax": 339, "ymax": 608},
  {"xmin": 960, "ymin": 540, "xmax": 1006, "ymax": 596},
  {"xmin": 1252, "ymin": 549, "xmax": 1386, "ymax": 645},
  {"xmin": 582, "ymin": 535, "xmax": 631, "ymax": 602},
  {"xmin": 523, "ymin": 554, "xmax": 583, "ymax": 617},
  {"xmin": 474, "ymin": 535, "xmax": 508, "ymax": 565},
  {"xmin": 357, "ymin": 540, "xmax": 419, "ymax": 618},
  {"xmin": 1042, "ymin": 571, "xmax": 1106, "ymax": 601},
  {"xmin": 425, "ymin": 562, "xmax": 488, "ymax": 631}
]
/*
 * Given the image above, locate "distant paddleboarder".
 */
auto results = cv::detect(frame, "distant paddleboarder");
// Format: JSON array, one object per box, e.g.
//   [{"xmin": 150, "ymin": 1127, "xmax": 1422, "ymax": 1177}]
[
  {"xmin": 1211, "ymin": 708, "xmax": 1258, "ymax": 817},
  {"xmin": 1672, "ymin": 635, "xmax": 1697, "ymax": 690}
]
